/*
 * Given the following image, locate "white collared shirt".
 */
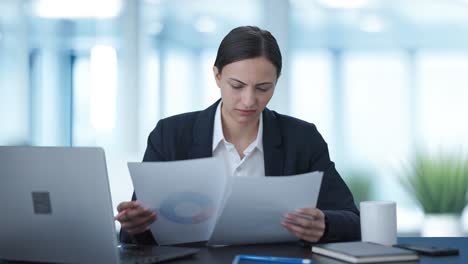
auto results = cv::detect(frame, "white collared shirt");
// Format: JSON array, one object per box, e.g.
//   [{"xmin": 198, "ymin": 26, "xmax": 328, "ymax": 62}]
[{"xmin": 212, "ymin": 102, "xmax": 265, "ymax": 178}]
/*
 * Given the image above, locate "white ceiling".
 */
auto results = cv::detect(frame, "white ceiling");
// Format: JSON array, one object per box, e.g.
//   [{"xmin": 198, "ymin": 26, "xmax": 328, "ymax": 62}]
[
  {"xmin": 2, "ymin": 0, "xmax": 468, "ymax": 26},
  {"xmin": 2, "ymin": 0, "xmax": 468, "ymax": 49},
  {"xmin": 291, "ymin": 0, "xmax": 468, "ymax": 27}
]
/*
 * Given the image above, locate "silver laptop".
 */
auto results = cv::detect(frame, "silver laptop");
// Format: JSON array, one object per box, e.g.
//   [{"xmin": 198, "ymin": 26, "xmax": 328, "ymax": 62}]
[{"xmin": 0, "ymin": 146, "xmax": 199, "ymax": 263}]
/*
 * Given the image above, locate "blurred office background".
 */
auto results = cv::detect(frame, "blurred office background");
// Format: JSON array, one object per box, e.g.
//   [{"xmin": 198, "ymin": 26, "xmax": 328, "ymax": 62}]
[{"xmin": 1, "ymin": 0, "xmax": 468, "ymax": 236}]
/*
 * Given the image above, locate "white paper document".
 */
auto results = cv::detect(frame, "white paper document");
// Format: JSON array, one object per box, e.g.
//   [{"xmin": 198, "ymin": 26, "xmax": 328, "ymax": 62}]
[
  {"xmin": 128, "ymin": 158, "xmax": 228, "ymax": 245},
  {"xmin": 208, "ymin": 171, "xmax": 323, "ymax": 245},
  {"xmin": 128, "ymin": 158, "xmax": 323, "ymax": 246}
]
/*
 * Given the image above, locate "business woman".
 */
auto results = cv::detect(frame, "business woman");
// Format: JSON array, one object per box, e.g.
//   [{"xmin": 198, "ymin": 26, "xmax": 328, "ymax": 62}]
[{"xmin": 116, "ymin": 26, "xmax": 360, "ymax": 245}]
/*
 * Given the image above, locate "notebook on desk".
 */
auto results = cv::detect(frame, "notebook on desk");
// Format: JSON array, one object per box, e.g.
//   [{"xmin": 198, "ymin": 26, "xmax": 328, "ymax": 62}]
[
  {"xmin": 311, "ymin": 241, "xmax": 419, "ymax": 263},
  {"xmin": 0, "ymin": 146, "xmax": 199, "ymax": 264}
]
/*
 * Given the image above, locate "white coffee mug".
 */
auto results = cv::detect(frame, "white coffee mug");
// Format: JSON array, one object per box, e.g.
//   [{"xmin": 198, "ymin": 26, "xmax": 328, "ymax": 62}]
[{"xmin": 360, "ymin": 201, "xmax": 397, "ymax": 246}]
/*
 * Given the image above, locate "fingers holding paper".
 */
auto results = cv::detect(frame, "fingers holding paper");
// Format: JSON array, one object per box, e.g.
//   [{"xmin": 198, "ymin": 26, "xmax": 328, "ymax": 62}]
[
  {"xmin": 115, "ymin": 201, "xmax": 158, "ymax": 235},
  {"xmin": 281, "ymin": 208, "xmax": 326, "ymax": 242}
]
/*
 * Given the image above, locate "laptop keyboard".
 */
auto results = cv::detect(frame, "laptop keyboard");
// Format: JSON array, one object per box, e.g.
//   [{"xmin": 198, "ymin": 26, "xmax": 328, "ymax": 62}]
[
  {"xmin": 118, "ymin": 244, "xmax": 198, "ymax": 264},
  {"xmin": 120, "ymin": 255, "xmax": 160, "ymax": 264},
  {"xmin": 121, "ymin": 255, "xmax": 160, "ymax": 264}
]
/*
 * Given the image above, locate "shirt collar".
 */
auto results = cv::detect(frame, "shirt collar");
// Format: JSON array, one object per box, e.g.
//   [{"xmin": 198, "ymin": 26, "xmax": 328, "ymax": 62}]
[{"xmin": 212, "ymin": 101, "xmax": 264, "ymax": 153}]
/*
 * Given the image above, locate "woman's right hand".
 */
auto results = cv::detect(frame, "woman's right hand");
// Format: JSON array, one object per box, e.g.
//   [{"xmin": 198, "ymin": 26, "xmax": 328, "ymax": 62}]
[{"xmin": 115, "ymin": 201, "xmax": 157, "ymax": 235}]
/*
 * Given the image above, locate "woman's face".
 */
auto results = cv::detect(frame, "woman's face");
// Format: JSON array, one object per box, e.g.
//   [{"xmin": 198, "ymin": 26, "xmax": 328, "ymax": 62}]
[{"xmin": 214, "ymin": 56, "xmax": 277, "ymax": 127}]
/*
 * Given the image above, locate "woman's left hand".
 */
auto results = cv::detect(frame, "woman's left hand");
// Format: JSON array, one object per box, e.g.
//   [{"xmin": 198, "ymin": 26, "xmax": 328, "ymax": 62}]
[{"xmin": 281, "ymin": 208, "xmax": 326, "ymax": 243}]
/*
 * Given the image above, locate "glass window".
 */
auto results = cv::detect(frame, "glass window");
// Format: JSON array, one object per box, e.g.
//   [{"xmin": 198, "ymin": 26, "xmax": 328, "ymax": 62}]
[
  {"xmin": 72, "ymin": 56, "xmax": 93, "ymax": 145},
  {"xmin": 290, "ymin": 51, "xmax": 333, "ymax": 146},
  {"xmin": 163, "ymin": 48, "xmax": 195, "ymax": 117},
  {"xmin": 30, "ymin": 49, "xmax": 73, "ymax": 146},
  {"xmin": 72, "ymin": 45, "xmax": 118, "ymax": 146},
  {"xmin": 343, "ymin": 52, "xmax": 413, "ymax": 211},
  {"xmin": 0, "ymin": 48, "xmax": 29, "ymax": 145},
  {"xmin": 343, "ymin": 52, "xmax": 412, "ymax": 169},
  {"xmin": 416, "ymin": 52, "xmax": 468, "ymax": 151},
  {"xmin": 201, "ymin": 50, "xmax": 219, "ymax": 108},
  {"xmin": 138, "ymin": 52, "xmax": 160, "ymax": 152}
]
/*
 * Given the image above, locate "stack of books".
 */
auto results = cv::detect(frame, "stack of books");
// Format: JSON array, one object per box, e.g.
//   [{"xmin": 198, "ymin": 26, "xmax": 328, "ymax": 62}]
[{"xmin": 312, "ymin": 241, "xmax": 419, "ymax": 263}]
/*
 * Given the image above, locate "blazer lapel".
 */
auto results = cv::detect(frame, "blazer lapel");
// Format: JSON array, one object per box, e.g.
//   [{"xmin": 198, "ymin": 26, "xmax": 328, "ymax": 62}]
[
  {"xmin": 262, "ymin": 108, "xmax": 284, "ymax": 176},
  {"xmin": 188, "ymin": 100, "xmax": 220, "ymax": 159}
]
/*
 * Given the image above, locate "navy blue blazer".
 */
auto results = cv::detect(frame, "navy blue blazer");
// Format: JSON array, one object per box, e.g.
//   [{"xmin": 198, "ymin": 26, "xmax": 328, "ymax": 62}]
[{"xmin": 120, "ymin": 100, "xmax": 360, "ymax": 244}]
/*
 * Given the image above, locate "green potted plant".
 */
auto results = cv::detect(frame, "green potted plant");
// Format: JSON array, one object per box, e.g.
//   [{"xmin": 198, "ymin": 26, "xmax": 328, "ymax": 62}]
[
  {"xmin": 399, "ymin": 152, "xmax": 468, "ymax": 236},
  {"xmin": 343, "ymin": 170, "xmax": 373, "ymax": 209}
]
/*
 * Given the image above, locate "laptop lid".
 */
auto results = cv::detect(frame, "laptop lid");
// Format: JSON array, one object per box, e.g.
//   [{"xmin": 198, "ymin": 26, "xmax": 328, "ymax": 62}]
[{"xmin": 0, "ymin": 146, "xmax": 120, "ymax": 263}]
